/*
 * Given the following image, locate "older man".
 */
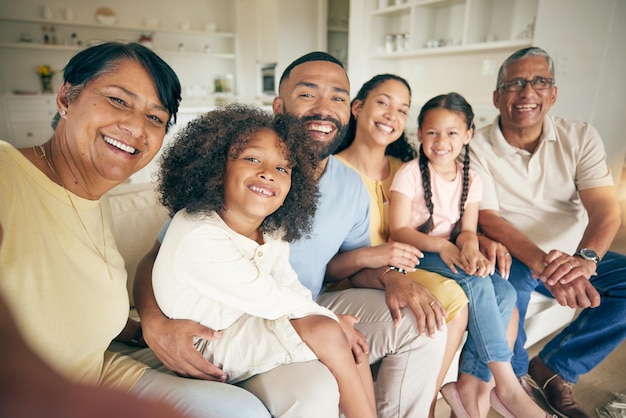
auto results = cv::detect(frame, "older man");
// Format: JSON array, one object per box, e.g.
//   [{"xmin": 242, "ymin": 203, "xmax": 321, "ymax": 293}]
[{"xmin": 470, "ymin": 46, "xmax": 626, "ymax": 418}]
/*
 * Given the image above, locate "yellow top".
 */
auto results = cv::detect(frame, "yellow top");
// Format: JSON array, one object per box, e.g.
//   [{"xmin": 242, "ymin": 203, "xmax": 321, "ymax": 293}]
[
  {"xmin": 0, "ymin": 141, "xmax": 145, "ymax": 390},
  {"xmin": 334, "ymin": 155, "xmax": 404, "ymax": 246},
  {"xmin": 335, "ymin": 154, "xmax": 468, "ymax": 320}
]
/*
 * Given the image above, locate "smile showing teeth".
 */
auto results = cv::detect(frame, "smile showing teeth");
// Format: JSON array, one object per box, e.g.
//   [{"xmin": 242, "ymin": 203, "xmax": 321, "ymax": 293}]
[
  {"xmin": 375, "ymin": 123, "xmax": 393, "ymax": 134},
  {"xmin": 514, "ymin": 103, "xmax": 538, "ymax": 111},
  {"xmin": 433, "ymin": 149, "xmax": 449, "ymax": 156},
  {"xmin": 249, "ymin": 185, "xmax": 274, "ymax": 196},
  {"xmin": 307, "ymin": 123, "xmax": 333, "ymax": 134},
  {"xmin": 104, "ymin": 135, "xmax": 138, "ymax": 154}
]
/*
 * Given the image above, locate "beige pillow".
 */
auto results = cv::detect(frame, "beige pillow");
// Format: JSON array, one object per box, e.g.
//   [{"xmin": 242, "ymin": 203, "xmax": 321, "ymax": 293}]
[{"xmin": 104, "ymin": 183, "xmax": 169, "ymax": 307}]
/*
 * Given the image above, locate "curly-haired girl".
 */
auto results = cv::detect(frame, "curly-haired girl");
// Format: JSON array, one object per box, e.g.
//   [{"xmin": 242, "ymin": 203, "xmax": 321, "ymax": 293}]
[
  {"xmin": 389, "ymin": 93, "xmax": 549, "ymax": 418},
  {"xmin": 153, "ymin": 104, "xmax": 376, "ymax": 418}
]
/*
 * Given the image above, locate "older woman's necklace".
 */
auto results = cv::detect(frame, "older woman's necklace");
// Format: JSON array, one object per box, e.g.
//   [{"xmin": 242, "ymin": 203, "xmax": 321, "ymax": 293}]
[{"xmin": 34, "ymin": 145, "xmax": 113, "ymax": 280}]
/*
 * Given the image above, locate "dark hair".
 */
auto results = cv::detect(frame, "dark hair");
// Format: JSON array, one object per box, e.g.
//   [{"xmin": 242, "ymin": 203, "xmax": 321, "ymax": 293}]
[
  {"xmin": 416, "ymin": 92, "xmax": 474, "ymax": 243},
  {"xmin": 279, "ymin": 51, "xmax": 344, "ymax": 86},
  {"xmin": 157, "ymin": 103, "xmax": 319, "ymax": 242},
  {"xmin": 52, "ymin": 42, "xmax": 181, "ymax": 132},
  {"xmin": 335, "ymin": 73, "xmax": 416, "ymax": 162},
  {"xmin": 496, "ymin": 46, "xmax": 555, "ymax": 88}
]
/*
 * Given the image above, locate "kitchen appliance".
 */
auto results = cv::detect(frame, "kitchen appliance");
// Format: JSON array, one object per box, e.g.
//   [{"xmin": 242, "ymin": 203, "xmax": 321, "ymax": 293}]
[{"xmin": 261, "ymin": 63, "xmax": 277, "ymax": 96}]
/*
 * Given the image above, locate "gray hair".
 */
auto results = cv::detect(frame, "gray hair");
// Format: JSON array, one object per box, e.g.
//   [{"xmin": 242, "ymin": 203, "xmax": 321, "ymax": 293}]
[{"xmin": 496, "ymin": 47, "xmax": 555, "ymax": 88}]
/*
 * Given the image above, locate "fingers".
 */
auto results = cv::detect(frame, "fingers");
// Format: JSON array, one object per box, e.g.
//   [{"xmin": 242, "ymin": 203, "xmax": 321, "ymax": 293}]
[
  {"xmin": 498, "ymin": 252, "xmax": 511, "ymax": 279},
  {"xmin": 395, "ymin": 245, "xmax": 422, "ymax": 270},
  {"xmin": 387, "ymin": 304, "xmax": 403, "ymax": 328}
]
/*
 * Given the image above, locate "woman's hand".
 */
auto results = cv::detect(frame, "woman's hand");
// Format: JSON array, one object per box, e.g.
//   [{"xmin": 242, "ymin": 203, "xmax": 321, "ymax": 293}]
[{"xmin": 365, "ymin": 241, "xmax": 423, "ymax": 272}]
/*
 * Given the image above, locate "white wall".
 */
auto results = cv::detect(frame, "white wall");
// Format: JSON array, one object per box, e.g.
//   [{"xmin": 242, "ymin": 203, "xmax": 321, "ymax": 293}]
[
  {"xmin": 234, "ymin": 0, "xmax": 324, "ymax": 103},
  {"xmin": 533, "ymin": 0, "xmax": 626, "ymax": 182}
]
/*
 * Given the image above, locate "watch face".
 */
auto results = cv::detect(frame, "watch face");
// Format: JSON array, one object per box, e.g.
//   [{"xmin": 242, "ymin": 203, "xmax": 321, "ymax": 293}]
[{"xmin": 579, "ymin": 248, "xmax": 599, "ymax": 261}]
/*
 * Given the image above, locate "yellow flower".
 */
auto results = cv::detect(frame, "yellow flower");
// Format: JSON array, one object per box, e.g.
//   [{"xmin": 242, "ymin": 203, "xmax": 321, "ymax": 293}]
[{"xmin": 36, "ymin": 65, "xmax": 56, "ymax": 77}]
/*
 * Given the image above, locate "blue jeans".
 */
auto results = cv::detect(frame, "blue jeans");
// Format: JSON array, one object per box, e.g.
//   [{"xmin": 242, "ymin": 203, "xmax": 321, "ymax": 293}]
[
  {"xmin": 418, "ymin": 252, "xmax": 517, "ymax": 382},
  {"xmin": 508, "ymin": 251, "xmax": 626, "ymax": 383}
]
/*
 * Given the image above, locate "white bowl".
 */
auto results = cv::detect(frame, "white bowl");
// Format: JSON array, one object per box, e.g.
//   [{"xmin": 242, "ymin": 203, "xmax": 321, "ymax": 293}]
[{"xmin": 96, "ymin": 14, "xmax": 117, "ymax": 25}]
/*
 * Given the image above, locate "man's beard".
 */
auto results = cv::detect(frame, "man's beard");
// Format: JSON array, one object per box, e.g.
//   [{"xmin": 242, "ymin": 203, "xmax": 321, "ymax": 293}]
[{"xmin": 298, "ymin": 114, "xmax": 348, "ymax": 160}]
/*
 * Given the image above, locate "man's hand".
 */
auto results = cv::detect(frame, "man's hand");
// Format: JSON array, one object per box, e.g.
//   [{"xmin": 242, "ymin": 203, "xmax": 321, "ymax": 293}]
[
  {"xmin": 336, "ymin": 314, "xmax": 369, "ymax": 364},
  {"xmin": 478, "ymin": 234, "xmax": 512, "ymax": 278},
  {"xmin": 540, "ymin": 249, "xmax": 597, "ymax": 286},
  {"xmin": 543, "ymin": 276, "xmax": 601, "ymax": 309},
  {"xmin": 381, "ymin": 271, "xmax": 446, "ymax": 337},
  {"xmin": 141, "ymin": 315, "xmax": 227, "ymax": 381}
]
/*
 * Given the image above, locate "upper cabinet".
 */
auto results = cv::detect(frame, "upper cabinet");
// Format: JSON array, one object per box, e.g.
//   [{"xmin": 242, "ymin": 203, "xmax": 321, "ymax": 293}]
[
  {"xmin": 0, "ymin": 1, "xmax": 238, "ymax": 102},
  {"xmin": 369, "ymin": 0, "xmax": 537, "ymax": 58}
]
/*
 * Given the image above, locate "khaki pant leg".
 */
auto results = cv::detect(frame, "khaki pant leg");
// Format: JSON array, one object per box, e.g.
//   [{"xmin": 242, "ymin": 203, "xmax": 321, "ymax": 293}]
[
  {"xmin": 238, "ymin": 360, "xmax": 339, "ymax": 418},
  {"xmin": 317, "ymin": 288, "xmax": 447, "ymax": 418}
]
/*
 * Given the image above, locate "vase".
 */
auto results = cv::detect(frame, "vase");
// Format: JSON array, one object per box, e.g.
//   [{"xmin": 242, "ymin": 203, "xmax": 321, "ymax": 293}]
[{"xmin": 40, "ymin": 75, "xmax": 53, "ymax": 94}]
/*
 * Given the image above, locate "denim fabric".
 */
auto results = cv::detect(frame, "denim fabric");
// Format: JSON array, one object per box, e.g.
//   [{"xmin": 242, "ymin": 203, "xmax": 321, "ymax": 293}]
[
  {"xmin": 508, "ymin": 251, "xmax": 626, "ymax": 383},
  {"xmin": 418, "ymin": 252, "xmax": 517, "ymax": 382}
]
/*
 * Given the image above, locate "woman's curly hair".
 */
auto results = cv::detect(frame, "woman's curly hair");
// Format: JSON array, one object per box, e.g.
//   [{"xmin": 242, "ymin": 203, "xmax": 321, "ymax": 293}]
[{"xmin": 157, "ymin": 103, "xmax": 320, "ymax": 242}]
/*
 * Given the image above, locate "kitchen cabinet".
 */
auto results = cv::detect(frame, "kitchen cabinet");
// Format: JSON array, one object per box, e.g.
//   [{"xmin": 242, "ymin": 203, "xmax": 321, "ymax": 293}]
[
  {"xmin": 368, "ymin": 0, "xmax": 537, "ymax": 58},
  {"xmin": 326, "ymin": 0, "xmax": 350, "ymax": 67},
  {"xmin": 0, "ymin": 13, "xmax": 238, "ymax": 101},
  {"xmin": 1, "ymin": 95, "xmax": 56, "ymax": 148}
]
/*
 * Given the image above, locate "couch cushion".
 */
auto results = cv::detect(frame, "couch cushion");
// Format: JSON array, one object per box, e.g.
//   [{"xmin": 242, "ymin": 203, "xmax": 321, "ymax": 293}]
[{"xmin": 104, "ymin": 182, "xmax": 169, "ymax": 307}]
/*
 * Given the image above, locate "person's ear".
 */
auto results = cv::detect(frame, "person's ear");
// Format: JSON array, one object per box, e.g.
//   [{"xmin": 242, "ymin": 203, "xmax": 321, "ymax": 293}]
[
  {"xmin": 272, "ymin": 97, "xmax": 284, "ymax": 115},
  {"xmin": 56, "ymin": 82, "xmax": 71, "ymax": 113},
  {"xmin": 464, "ymin": 127, "xmax": 473, "ymax": 144},
  {"xmin": 492, "ymin": 89, "xmax": 500, "ymax": 109},
  {"xmin": 548, "ymin": 85, "xmax": 558, "ymax": 107},
  {"xmin": 351, "ymin": 99, "xmax": 363, "ymax": 119}
]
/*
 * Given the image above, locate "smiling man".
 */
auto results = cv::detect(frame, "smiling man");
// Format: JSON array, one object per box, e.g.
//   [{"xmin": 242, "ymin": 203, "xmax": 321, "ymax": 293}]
[
  {"xmin": 469, "ymin": 46, "xmax": 626, "ymax": 418},
  {"xmin": 133, "ymin": 52, "xmax": 446, "ymax": 418}
]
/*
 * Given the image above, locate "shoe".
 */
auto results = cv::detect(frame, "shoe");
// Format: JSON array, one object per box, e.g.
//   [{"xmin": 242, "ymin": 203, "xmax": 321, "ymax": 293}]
[
  {"xmin": 490, "ymin": 388, "xmax": 556, "ymax": 418},
  {"xmin": 527, "ymin": 356, "xmax": 591, "ymax": 418},
  {"xmin": 519, "ymin": 375, "xmax": 538, "ymax": 404},
  {"xmin": 440, "ymin": 382, "xmax": 471, "ymax": 418}
]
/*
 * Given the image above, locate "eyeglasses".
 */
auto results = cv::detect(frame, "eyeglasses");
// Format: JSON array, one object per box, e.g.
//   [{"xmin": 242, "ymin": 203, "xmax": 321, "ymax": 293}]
[{"xmin": 497, "ymin": 77, "xmax": 554, "ymax": 93}]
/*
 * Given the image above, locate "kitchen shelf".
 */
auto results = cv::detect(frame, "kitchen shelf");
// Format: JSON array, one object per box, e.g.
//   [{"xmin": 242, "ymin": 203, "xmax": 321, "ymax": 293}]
[
  {"xmin": 0, "ymin": 41, "xmax": 235, "ymax": 58},
  {"xmin": 0, "ymin": 17, "xmax": 235, "ymax": 38},
  {"xmin": 368, "ymin": 0, "xmax": 538, "ymax": 56},
  {"xmin": 371, "ymin": 38, "xmax": 533, "ymax": 59}
]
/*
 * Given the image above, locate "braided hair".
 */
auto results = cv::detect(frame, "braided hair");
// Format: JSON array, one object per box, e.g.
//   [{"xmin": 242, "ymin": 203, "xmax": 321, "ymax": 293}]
[{"xmin": 415, "ymin": 92, "xmax": 474, "ymax": 243}]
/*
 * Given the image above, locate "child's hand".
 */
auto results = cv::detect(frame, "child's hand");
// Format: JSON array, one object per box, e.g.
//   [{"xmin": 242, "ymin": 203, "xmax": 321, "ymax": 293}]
[
  {"xmin": 439, "ymin": 243, "xmax": 463, "ymax": 274},
  {"xmin": 459, "ymin": 247, "xmax": 490, "ymax": 277}
]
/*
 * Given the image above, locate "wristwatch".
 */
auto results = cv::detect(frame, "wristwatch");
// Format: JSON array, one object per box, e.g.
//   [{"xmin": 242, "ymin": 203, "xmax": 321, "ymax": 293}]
[{"xmin": 574, "ymin": 248, "xmax": 600, "ymax": 264}]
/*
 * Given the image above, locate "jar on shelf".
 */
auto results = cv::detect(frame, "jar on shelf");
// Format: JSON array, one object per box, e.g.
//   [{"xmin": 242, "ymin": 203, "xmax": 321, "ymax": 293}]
[{"xmin": 385, "ymin": 34, "xmax": 394, "ymax": 53}]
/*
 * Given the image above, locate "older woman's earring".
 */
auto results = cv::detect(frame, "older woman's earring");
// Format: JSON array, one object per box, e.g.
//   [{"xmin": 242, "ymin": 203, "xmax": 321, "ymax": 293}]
[{"xmin": 61, "ymin": 110, "xmax": 67, "ymax": 116}]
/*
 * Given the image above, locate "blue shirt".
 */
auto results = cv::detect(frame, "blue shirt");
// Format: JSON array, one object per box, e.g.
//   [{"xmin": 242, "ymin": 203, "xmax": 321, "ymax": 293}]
[{"xmin": 289, "ymin": 156, "xmax": 371, "ymax": 299}]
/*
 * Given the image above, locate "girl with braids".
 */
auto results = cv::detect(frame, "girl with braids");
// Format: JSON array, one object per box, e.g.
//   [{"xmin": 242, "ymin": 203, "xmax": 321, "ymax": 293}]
[
  {"xmin": 333, "ymin": 74, "xmax": 469, "ymax": 418},
  {"xmin": 389, "ymin": 93, "xmax": 551, "ymax": 418},
  {"xmin": 153, "ymin": 104, "xmax": 376, "ymax": 418}
]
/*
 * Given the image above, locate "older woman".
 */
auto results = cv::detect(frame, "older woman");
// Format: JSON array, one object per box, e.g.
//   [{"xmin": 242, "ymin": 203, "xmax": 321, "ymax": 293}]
[{"xmin": 0, "ymin": 42, "xmax": 269, "ymax": 417}]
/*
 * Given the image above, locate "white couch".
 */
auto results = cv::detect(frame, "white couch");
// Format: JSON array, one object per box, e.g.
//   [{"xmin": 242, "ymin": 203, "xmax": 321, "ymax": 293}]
[{"xmin": 105, "ymin": 182, "xmax": 576, "ymax": 381}]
